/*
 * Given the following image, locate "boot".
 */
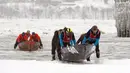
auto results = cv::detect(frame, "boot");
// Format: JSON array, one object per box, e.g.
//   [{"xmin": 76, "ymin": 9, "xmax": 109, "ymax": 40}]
[
  {"xmin": 58, "ymin": 54, "xmax": 62, "ymax": 61},
  {"xmin": 96, "ymin": 52, "xmax": 100, "ymax": 58},
  {"xmin": 14, "ymin": 45, "xmax": 17, "ymax": 49},
  {"xmin": 52, "ymin": 55, "xmax": 55, "ymax": 61},
  {"xmin": 86, "ymin": 57, "xmax": 90, "ymax": 61}
]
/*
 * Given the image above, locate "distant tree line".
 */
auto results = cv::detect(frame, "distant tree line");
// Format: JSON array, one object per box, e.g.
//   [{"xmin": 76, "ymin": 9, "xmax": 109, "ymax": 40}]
[{"xmin": 0, "ymin": 3, "xmax": 114, "ymax": 20}]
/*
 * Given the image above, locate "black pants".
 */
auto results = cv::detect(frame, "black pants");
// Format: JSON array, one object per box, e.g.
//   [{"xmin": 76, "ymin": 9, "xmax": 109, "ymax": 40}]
[
  {"xmin": 86, "ymin": 44, "xmax": 100, "ymax": 61},
  {"xmin": 51, "ymin": 43, "xmax": 62, "ymax": 60}
]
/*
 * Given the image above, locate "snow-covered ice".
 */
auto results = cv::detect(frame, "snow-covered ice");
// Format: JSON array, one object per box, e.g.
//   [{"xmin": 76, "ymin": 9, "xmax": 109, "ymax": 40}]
[
  {"xmin": 1, "ymin": 59, "xmax": 130, "ymax": 73},
  {"xmin": 0, "ymin": 19, "xmax": 130, "ymax": 73}
]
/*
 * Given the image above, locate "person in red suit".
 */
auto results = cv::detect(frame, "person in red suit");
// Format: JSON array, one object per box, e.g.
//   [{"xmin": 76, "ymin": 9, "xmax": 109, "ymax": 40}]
[
  {"xmin": 14, "ymin": 32, "xmax": 28, "ymax": 49},
  {"xmin": 25, "ymin": 30, "xmax": 31, "ymax": 41},
  {"xmin": 29, "ymin": 32, "xmax": 43, "ymax": 49}
]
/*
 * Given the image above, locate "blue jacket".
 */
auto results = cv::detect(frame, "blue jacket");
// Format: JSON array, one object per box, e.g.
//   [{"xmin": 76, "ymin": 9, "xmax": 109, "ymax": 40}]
[
  {"xmin": 59, "ymin": 32, "xmax": 76, "ymax": 47},
  {"xmin": 82, "ymin": 29, "xmax": 100, "ymax": 46}
]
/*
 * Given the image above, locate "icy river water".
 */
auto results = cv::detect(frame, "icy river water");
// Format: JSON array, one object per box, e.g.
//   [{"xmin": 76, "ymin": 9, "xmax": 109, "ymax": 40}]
[
  {"xmin": 0, "ymin": 19, "xmax": 130, "ymax": 62},
  {"xmin": 0, "ymin": 33, "xmax": 130, "ymax": 61}
]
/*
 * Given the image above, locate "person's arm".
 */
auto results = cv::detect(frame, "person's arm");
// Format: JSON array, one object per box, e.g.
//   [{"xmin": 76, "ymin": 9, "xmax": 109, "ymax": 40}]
[
  {"xmin": 94, "ymin": 31, "xmax": 101, "ymax": 46},
  {"xmin": 82, "ymin": 30, "xmax": 90, "ymax": 44},
  {"xmin": 59, "ymin": 33, "xmax": 64, "ymax": 47},
  {"xmin": 36, "ymin": 34, "xmax": 41, "ymax": 42},
  {"xmin": 14, "ymin": 35, "xmax": 21, "ymax": 49},
  {"xmin": 76, "ymin": 34, "xmax": 84, "ymax": 44},
  {"xmin": 17, "ymin": 34, "xmax": 21, "ymax": 43},
  {"xmin": 72, "ymin": 32, "xmax": 76, "ymax": 45},
  {"xmin": 37, "ymin": 34, "xmax": 43, "ymax": 46},
  {"xmin": 76, "ymin": 37, "xmax": 81, "ymax": 44}
]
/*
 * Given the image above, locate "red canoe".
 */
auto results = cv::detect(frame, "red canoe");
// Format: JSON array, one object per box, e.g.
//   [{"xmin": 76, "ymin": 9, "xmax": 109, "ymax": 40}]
[{"xmin": 18, "ymin": 41, "xmax": 40, "ymax": 51}]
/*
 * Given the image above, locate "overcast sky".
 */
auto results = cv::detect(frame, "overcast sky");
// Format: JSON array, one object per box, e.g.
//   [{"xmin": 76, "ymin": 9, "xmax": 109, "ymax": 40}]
[
  {"xmin": 52, "ymin": 0, "xmax": 81, "ymax": 2},
  {"xmin": 52, "ymin": 0, "xmax": 114, "ymax": 4}
]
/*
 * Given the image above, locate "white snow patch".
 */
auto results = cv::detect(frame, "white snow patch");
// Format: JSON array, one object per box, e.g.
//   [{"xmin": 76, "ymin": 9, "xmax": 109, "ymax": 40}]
[{"xmin": 0, "ymin": 59, "xmax": 130, "ymax": 73}]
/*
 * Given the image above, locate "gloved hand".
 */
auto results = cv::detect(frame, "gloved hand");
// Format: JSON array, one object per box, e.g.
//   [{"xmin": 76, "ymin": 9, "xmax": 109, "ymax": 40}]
[
  {"xmin": 40, "ymin": 44, "xmax": 43, "ymax": 46},
  {"xmin": 61, "ymin": 46, "xmax": 65, "ymax": 49},
  {"xmin": 82, "ymin": 43, "xmax": 88, "ymax": 46},
  {"xmin": 39, "ymin": 44, "xmax": 43, "ymax": 49},
  {"xmin": 92, "ymin": 43, "xmax": 95, "ymax": 46},
  {"xmin": 40, "ymin": 46, "xmax": 43, "ymax": 49},
  {"xmin": 14, "ymin": 42, "xmax": 19, "ymax": 49},
  {"xmin": 69, "ymin": 45, "xmax": 74, "ymax": 48},
  {"xmin": 91, "ymin": 44, "xmax": 96, "ymax": 51},
  {"xmin": 14, "ymin": 46, "xmax": 16, "ymax": 49}
]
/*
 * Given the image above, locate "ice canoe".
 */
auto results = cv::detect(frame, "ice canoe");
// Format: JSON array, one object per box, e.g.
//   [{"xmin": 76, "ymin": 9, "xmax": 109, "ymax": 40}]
[
  {"xmin": 61, "ymin": 44, "xmax": 94, "ymax": 62},
  {"xmin": 18, "ymin": 41, "xmax": 40, "ymax": 51}
]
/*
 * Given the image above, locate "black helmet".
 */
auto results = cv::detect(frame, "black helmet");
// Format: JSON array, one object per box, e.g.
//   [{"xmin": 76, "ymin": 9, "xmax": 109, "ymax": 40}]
[
  {"xmin": 64, "ymin": 27, "xmax": 68, "ymax": 32},
  {"xmin": 32, "ymin": 32, "xmax": 35, "ymax": 35},
  {"xmin": 92, "ymin": 25, "xmax": 98, "ymax": 31},
  {"xmin": 22, "ymin": 32, "xmax": 25, "ymax": 36}
]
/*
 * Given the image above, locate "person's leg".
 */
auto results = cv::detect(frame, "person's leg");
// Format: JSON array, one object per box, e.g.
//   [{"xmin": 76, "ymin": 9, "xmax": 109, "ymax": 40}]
[
  {"xmin": 85, "ymin": 41, "xmax": 91, "ymax": 61},
  {"xmin": 85, "ymin": 41, "xmax": 93, "ymax": 61},
  {"xmin": 95, "ymin": 44, "xmax": 100, "ymax": 58},
  {"xmin": 57, "ymin": 44, "xmax": 62, "ymax": 61},
  {"xmin": 51, "ymin": 43, "xmax": 56, "ymax": 60}
]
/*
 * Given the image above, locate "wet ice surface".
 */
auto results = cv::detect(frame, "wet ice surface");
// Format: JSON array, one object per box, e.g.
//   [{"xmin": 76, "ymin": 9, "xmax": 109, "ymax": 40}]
[
  {"xmin": 100, "ymin": 34, "xmax": 130, "ymax": 60},
  {"xmin": 0, "ymin": 35, "xmax": 51, "ymax": 61},
  {"xmin": 0, "ymin": 19, "xmax": 129, "ymax": 63},
  {"xmin": 0, "ymin": 33, "xmax": 130, "ymax": 62}
]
